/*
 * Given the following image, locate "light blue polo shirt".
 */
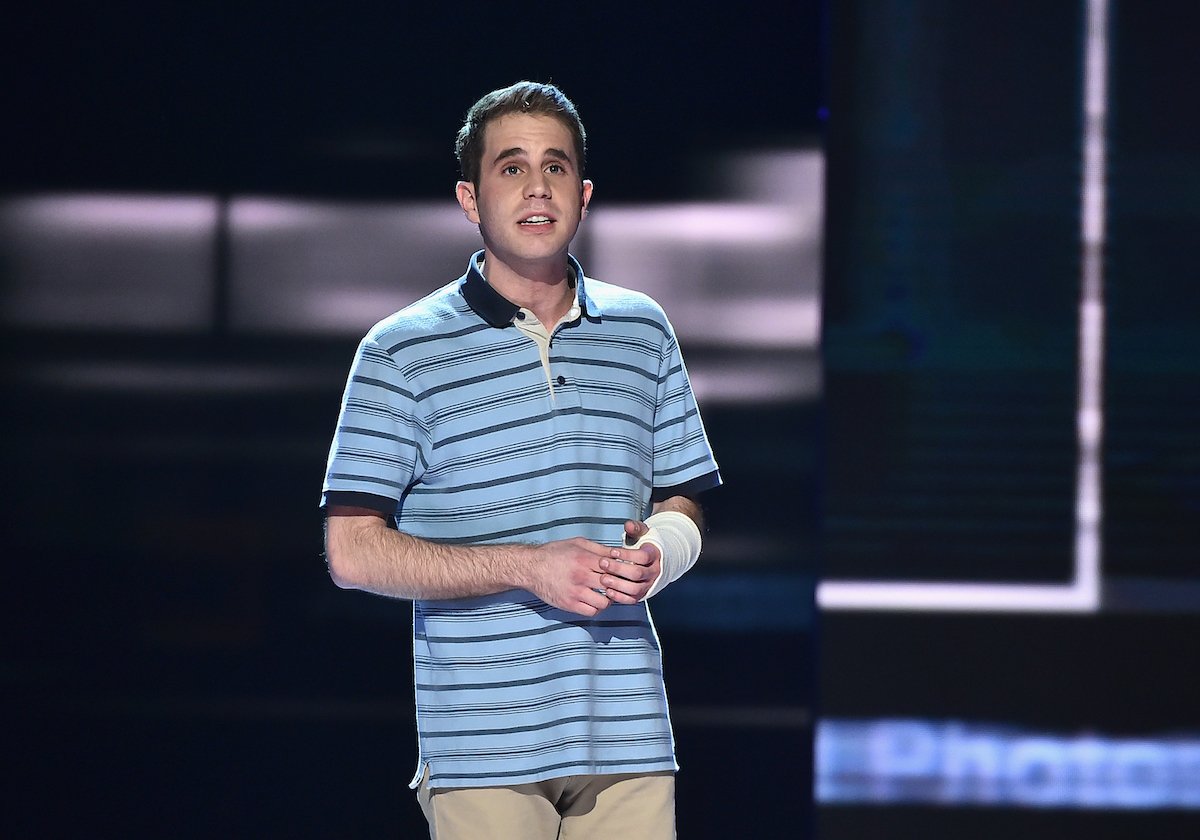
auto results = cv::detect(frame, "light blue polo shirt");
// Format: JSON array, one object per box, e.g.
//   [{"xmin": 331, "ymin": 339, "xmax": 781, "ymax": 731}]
[{"xmin": 322, "ymin": 252, "xmax": 721, "ymax": 788}]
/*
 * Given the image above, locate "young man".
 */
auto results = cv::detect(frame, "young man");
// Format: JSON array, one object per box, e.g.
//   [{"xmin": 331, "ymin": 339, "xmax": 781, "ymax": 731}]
[{"xmin": 322, "ymin": 81, "xmax": 720, "ymax": 839}]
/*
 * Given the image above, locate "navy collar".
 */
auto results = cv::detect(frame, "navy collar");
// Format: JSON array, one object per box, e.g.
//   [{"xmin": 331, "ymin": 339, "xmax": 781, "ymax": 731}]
[{"xmin": 459, "ymin": 250, "xmax": 601, "ymax": 328}]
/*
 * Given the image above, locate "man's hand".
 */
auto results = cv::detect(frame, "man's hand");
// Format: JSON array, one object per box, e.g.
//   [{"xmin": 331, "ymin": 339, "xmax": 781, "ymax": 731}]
[
  {"xmin": 525, "ymin": 537, "xmax": 618, "ymax": 617},
  {"xmin": 326, "ymin": 507, "xmax": 676, "ymax": 615},
  {"xmin": 596, "ymin": 519, "xmax": 662, "ymax": 605}
]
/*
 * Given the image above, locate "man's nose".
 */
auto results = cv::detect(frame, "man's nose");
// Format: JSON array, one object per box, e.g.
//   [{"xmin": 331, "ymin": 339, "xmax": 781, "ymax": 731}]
[{"xmin": 524, "ymin": 170, "xmax": 551, "ymax": 198}]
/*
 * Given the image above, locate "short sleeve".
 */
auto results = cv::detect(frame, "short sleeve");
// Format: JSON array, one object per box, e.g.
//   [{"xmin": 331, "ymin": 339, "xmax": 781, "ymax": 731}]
[
  {"xmin": 321, "ymin": 334, "xmax": 424, "ymax": 514},
  {"xmin": 650, "ymin": 315, "xmax": 721, "ymax": 501}
]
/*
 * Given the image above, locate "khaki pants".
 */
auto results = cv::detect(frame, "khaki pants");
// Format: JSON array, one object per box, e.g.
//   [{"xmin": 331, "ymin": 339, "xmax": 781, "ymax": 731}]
[{"xmin": 416, "ymin": 766, "xmax": 676, "ymax": 840}]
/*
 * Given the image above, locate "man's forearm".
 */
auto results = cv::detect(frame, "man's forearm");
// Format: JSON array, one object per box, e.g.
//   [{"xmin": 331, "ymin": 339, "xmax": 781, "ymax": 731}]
[
  {"xmin": 324, "ymin": 508, "xmax": 617, "ymax": 616},
  {"xmin": 325, "ymin": 512, "xmax": 532, "ymax": 601},
  {"xmin": 651, "ymin": 495, "xmax": 704, "ymax": 531}
]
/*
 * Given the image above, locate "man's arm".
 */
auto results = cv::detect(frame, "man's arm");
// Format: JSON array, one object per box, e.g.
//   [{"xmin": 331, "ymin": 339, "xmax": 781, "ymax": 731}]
[
  {"xmin": 597, "ymin": 495, "xmax": 704, "ymax": 604},
  {"xmin": 324, "ymin": 506, "xmax": 615, "ymax": 617},
  {"xmin": 648, "ymin": 495, "xmax": 704, "ymax": 525}
]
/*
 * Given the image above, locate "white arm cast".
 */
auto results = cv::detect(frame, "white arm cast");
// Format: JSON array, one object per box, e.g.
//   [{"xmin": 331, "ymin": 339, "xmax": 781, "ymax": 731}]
[{"xmin": 630, "ymin": 510, "xmax": 703, "ymax": 598}]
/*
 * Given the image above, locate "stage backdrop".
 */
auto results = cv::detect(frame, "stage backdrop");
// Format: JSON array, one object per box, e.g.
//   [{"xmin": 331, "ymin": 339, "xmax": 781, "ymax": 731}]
[{"xmin": 817, "ymin": 2, "xmax": 1200, "ymax": 838}]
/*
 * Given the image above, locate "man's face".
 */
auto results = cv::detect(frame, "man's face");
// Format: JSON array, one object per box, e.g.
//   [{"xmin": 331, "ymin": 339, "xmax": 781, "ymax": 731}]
[{"xmin": 456, "ymin": 113, "xmax": 593, "ymax": 275}]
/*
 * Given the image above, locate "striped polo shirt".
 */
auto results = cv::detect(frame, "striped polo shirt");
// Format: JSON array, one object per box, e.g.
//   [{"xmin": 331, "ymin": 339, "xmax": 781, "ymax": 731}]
[{"xmin": 322, "ymin": 251, "xmax": 721, "ymax": 789}]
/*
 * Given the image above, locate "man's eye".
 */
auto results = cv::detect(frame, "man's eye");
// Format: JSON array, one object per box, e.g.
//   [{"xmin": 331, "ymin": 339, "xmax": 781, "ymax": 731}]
[
  {"xmin": 503, "ymin": 165, "xmax": 521, "ymax": 175},
  {"xmin": 547, "ymin": 164, "xmax": 564, "ymax": 174}
]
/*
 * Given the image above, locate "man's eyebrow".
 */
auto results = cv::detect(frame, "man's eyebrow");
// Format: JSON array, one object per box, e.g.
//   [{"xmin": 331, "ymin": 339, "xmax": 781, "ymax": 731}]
[
  {"xmin": 492, "ymin": 147, "xmax": 528, "ymax": 165},
  {"xmin": 491, "ymin": 147, "xmax": 574, "ymax": 166}
]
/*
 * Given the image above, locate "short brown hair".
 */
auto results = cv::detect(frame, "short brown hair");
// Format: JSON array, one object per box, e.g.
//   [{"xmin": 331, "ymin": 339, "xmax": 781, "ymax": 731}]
[{"xmin": 455, "ymin": 81, "xmax": 587, "ymax": 187}]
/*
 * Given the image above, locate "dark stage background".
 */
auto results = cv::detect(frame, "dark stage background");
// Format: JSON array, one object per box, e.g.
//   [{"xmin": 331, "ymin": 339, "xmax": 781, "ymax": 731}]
[
  {"xmin": 6, "ymin": 2, "xmax": 1200, "ymax": 839},
  {"xmin": 4, "ymin": 2, "xmax": 824, "ymax": 838},
  {"xmin": 818, "ymin": 2, "xmax": 1200, "ymax": 839}
]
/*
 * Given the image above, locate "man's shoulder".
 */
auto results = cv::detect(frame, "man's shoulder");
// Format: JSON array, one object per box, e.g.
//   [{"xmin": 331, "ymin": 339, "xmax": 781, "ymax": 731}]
[
  {"xmin": 364, "ymin": 279, "xmax": 467, "ymax": 346},
  {"xmin": 583, "ymin": 275, "xmax": 669, "ymax": 321}
]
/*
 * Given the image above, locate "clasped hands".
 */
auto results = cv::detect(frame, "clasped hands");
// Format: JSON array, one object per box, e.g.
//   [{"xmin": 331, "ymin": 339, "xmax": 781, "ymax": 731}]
[
  {"xmin": 534, "ymin": 519, "xmax": 660, "ymax": 617},
  {"xmin": 599, "ymin": 518, "xmax": 661, "ymax": 603}
]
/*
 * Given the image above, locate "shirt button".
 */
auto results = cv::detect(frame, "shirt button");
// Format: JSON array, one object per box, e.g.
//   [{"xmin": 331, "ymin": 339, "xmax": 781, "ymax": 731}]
[
  {"xmin": 556, "ymin": 375, "xmax": 567, "ymax": 386},
  {"xmin": 515, "ymin": 311, "xmax": 526, "ymax": 321}
]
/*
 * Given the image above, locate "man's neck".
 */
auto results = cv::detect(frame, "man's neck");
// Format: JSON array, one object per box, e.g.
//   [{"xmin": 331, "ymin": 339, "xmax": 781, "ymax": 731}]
[{"xmin": 480, "ymin": 254, "xmax": 575, "ymax": 327}]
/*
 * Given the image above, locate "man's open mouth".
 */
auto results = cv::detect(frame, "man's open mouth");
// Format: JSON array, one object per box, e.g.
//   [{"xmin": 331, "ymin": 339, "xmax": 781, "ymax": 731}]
[{"xmin": 519, "ymin": 215, "xmax": 554, "ymax": 226}]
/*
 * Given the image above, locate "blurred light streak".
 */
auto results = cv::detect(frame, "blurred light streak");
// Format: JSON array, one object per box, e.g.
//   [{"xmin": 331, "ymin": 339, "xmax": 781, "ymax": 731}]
[
  {"xmin": 587, "ymin": 203, "xmax": 822, "ymax": 349},
  {"xmin": 1, "ymin": 151, "xmax": 824, "ymax": 405},
  {"xmin": 688, "ymin": 355, "xmax": 821, "ymax": 404},
  {"xmin": 816, "ymin": 581, "xmax": 1098, "ymax": 614},
  {"xmin": 1073, "ymin": 0, "xmax": 1109, "ymax": 607},
  {"xmin": 587, "ymin": 149, "xmax": 825, "ymax": 352},
  {"xmin": 0, "ymin": 194, "xmax": 218, "ymax": 331},
  {"xmin": 1, "ymin": 194, "xmax": 217, "ymax": 232},
  {"xmin": 818, "ymin": 1, "xmax": 1110, "ymax": 613},
  {"xmin": 590, "ymin": 203, "xmax": 815, "ymax": 244},
  {"xmin": 16, "ymin": 362, "xmax": 332, "ymax": 393},
  {"xmin": 715, "ymin": 149, "xmax": 825, "ymax": 207},
  {"xmin": 660, "ymin": 299, "xmax": 820, "ymax": 348},
  {"xmin": 228, "ymin": 198, "xmax": 479, "ymax": 334}
]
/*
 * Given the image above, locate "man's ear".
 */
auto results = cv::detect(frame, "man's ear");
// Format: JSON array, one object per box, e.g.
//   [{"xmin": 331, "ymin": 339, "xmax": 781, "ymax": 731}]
[
  {"xmin": 456, "ymin": 181, "xmax": 479, "ymax": 223},
  {"xmin": 580, "ymin": 179, "xmax": 594, "ymax": 218}
]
